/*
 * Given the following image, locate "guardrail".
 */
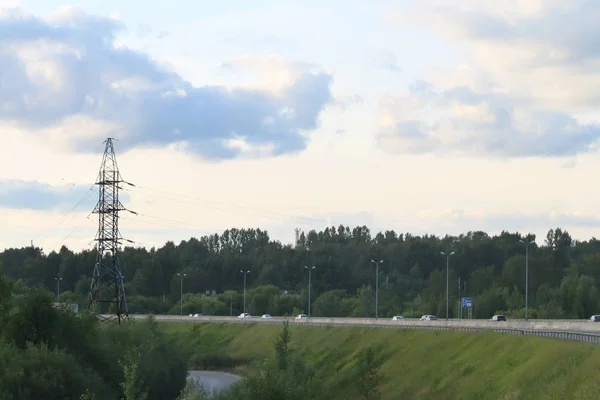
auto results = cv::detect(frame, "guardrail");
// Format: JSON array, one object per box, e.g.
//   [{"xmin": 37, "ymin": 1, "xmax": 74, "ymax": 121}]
[{"xmin": 108, "ymin": 314, "xmax": 600, "ymax": 344}]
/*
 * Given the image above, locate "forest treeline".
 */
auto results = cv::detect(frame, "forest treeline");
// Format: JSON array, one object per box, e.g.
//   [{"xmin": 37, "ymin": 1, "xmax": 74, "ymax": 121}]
[{"xmin": 2, "ymin": 225, "xmax": 600, "ymax": 319}]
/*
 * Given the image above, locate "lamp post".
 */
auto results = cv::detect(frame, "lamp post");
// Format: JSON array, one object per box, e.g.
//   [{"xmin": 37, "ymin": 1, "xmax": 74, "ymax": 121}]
[
  {"xmin": 371, "ymin": 260, "xmax": 383, "ymax": 319},
  {"xmin": 240, "ymin": 270, "xmax": 250, "ymax": 313},
  {"xmin": 441, "ymin": 251, "xmax": 455, "ymax": 320},
  {"xmin": 304, "ymin": 265, "xmax": 316, "ymax": 318},
  {"xmin": 519, "ymin": 238, "xmax": 535, "ymax": 321},
  {"xmin": 54, "ymin": 277, "xmax": 62, "ymax": 303},
  {"xmin": 177, "ymin": 272, "xmax": 186, "ymax": 316}
]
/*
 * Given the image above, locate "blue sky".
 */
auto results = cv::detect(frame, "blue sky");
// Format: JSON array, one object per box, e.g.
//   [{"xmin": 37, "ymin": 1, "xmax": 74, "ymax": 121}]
[{"xmin": 1, "ymin": 0, "xmax": 600, "ymax": 252}]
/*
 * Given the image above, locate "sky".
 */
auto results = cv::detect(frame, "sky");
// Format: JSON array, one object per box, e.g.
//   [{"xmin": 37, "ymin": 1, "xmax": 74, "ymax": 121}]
[{"xmin": 1, "ymin": 0, "xmax": 600, "ymax": 252}]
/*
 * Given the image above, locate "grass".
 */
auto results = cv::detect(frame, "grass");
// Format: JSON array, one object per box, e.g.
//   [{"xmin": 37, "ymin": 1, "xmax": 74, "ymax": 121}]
[{"xmin": 165, "ymin": 322, "xmax": 600, "ymax": 400}]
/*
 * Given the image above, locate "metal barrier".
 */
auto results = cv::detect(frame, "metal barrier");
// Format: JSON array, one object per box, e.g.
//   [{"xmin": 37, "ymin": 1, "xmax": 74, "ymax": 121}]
[{"xmin": 108, "ymin": 314, "xmax": 600, "ymax": 344}]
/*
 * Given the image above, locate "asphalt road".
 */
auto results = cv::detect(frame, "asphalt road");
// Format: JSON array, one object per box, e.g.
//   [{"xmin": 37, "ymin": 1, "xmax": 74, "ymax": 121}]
[{"xmin": 187, "ymin": 370, "xmax": 242, "ymax": 393}]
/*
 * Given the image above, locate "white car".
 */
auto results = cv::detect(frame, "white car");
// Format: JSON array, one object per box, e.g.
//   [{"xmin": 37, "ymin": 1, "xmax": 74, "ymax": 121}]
[
  {"xmin": 261, "ymin": 314, "xmax": 272, "ymax": 319},
  {"xmin": 391, "ymin": 315, "xmax": 405, "ymax": 321},
  {"xmin": 420, "ymin": 315, "xmax": 438, "ymax": 321},
  {"xmin": 295, "ymin": 314, "xmax": 308, "ymax": 320},
  {"xmin": 590, "ymin": 315, "xmax": 600, "ymax": 322},
  {"xmin": 238, "ymin": 313, "xmax": 251, "ymax": 318},
  {"xmin": 192, "ymin": 313, "xmax": 203, "ymax": 318}
]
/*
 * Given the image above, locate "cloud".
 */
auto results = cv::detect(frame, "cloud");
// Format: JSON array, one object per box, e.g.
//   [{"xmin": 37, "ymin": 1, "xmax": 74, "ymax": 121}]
[
  {"xmin": 424, "ymin": 1, "xmax": 598, "ymax": 65},
  {"xmin": 372, "ymin": 50, "xmax": 401, "ymax": 72},
  {"xmin": 136, "ymin": 23, "xmax": 153, "ymax": 38},
  {"xmin": 0, "ymin": 7, "xmax": 333, "ymax": 159},
  {"xmin": 377, "ymin": 82, "xmax": 600, "ymax": 157},
  {"xmin": 380, "ymin": 1, "xmax": 600, "ymax": 158},
  {"xmin": 0, "ymin": 180, "xmax": 130, "ymax": 212},
  {"xmin": 415, "ymin": 209, "xmax": 600, "ymax": 231}
]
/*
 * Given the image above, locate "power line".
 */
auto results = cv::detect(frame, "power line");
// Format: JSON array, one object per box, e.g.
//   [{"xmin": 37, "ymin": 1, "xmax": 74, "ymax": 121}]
[
  {"xmin": 62, "ymin": 213, "xmax": 95, "ymax": 241},
  {"xmin": 122, "ymin": 212, "xmax": 224, "ymax": 235},
  {"xmin": 127, "ymin": 185, "xmax": 333, "ymax": 228},
  {"xmin": 33, "ymin": 185, "xmax": 96, "ymax": 242}
]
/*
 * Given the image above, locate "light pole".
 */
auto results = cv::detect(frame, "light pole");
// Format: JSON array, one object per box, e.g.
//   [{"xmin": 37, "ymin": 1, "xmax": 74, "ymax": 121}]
[
  {"xmin": 520, "ymin": 238, "xmax": 535, "ymax": 321},
  {"xmin": 177, "ymin": 272, "xmax": 186, "ymax": 316},
  {"xmin": 441, "ymin": 251, "xmax": 455, "ymax": 320},
  {"xmin": 54, "ymin": 277, "xmax": 62, "ymax": 303},
  {"xmin": 371, "ymin": 260, "xmax": 383, "ymax": 319},
  {"xmin": 240, "ymin": 270, "xmax": 250, "ymax": 313},
  {"xmin": 304, "ymin": 265, "xmax": 316, "ymax": 318}
]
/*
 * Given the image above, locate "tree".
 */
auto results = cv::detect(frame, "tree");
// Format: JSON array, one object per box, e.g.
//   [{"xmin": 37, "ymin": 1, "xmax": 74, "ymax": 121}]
[
  {"xmin": 119, "ymin": 346, "xmax": 148, "ymax": 400},
  {"xmin": 274, "ymin": 321, "xmax": 292, "ymax": 370},
  {"xmin": 354, "ymin": 346, "xmax": 384, "ymax": 399},
  {"xmin": 3, "ymin": 226, "xmax": 600, "ymax": 320}
]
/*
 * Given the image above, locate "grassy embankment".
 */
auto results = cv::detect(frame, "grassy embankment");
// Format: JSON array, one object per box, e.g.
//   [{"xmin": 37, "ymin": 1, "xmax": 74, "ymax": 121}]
[{"xmin": 167, "ymin": 322, "xmax": 600, "ymax": 399}]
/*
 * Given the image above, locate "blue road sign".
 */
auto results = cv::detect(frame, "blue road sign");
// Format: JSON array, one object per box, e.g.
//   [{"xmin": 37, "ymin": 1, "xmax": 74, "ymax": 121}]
[{"xmin": 461, "ymin": 297, "xmax": 472, "ymax": 308}]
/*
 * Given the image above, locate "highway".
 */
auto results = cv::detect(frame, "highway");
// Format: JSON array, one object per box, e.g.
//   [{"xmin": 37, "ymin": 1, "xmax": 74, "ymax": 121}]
[{"xmin": 111, "ymin": 314, "xmax": 600, "ymax": 344}]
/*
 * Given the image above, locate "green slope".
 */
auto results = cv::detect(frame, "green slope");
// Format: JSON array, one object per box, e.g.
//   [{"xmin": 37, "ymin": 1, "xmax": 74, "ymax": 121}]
[{"xmin": 169, "ymin": 322, "xmax": 600, "ymax": 399}]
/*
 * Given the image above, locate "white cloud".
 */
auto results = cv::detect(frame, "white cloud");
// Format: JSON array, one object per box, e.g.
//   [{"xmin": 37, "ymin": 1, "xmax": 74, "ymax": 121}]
[
  {"xmin": 2, "ymin": 1, "xmax": 600, "ymax": 255},
  {"xmin": 380, "ymin": 1, "xmax": 600, "ymax": 158},
  {"xmin": 0, "ymin": 7, "xmax": 333, "ymax": 159}
]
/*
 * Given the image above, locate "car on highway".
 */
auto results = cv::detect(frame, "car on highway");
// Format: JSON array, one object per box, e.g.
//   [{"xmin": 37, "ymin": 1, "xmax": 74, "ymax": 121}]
[
  {"xmin": 295, "ymin": 314, "xmax": 308, "ymax": 320},
  {"xmin": 420, "ymin": 315, "xmax": 438, "ymax": 321},
  {"xmin": 261, "ymin": 314, "xmax": 272, "ymax": 319},
  {"xmin": 238, "ymin": 313, "xmax": 251, "ymax": 318},
  {"xmin": 491, "ymin": 314, "xmax": 506, "ymax": 321},
  {"xmin": 391, "ymin": 315, "xmax": 405, "ymax": 321},
  {"xmin": 589, "ymin": 315, "xmax": 600, "ymax": 322}
]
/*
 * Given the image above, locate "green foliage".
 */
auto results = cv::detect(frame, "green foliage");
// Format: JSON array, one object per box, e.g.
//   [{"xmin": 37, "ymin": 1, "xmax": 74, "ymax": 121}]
[
  {"xmin": 0, "ymin": 281, "xmax": 189, "ymax": 400},
  {"xmin": 4, "ymin": 227, "xmax": 600, "ymax": 319},
  {"xmin": 3, "ymin": 285, "xmax": 58, "ymax": 348},
  {"xmin": 176, "ymin": 382, "xmax": 211, "ymax": 400},
  {"xmin": 354, "ymin": 346, "xmax": 384, "ymax": 399},
  {"xmin": 0, "ymin": 342, "xmax": 111, "ymax": 399},
  {"xmin": 79, "ymin": 389, "xmax": 97, "ymax": 400},
  {"xmin": 274, "ymin": 321, "xmax": 292, "ymax": 370},
  {"xmin": 180, "ymin": 321, "xmax": 324, "ymax": 400},
  {"xmin": 119, "ymin": 346, "xmax": 148, "ymax": 400},
  {"xmin": 173, "ymin": 323, "xmax": 247, "ymax": 370},
  {"xmin": 241, "ymin": 327, "xmax": 322, "ymax": 400},
  {"xmin": 173, "ymin": 322, "xmax": 600, "ymax": 399}
]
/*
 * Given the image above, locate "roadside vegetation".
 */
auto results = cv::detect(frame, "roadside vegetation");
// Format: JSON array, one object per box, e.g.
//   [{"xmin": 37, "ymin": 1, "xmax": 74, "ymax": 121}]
[
  {"xmin": 0, "ymin": 266, "xmax": 188, "ymax": 399},
  {"xmin": 172, "ymin": 322, "xmax": 600, "ymax": 400},
  {"xmin": 3, "ymin": 255, "xmax": 600, "ymax": 399}
]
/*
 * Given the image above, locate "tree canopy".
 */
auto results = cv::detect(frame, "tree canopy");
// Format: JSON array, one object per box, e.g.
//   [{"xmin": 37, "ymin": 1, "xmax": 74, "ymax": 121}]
[{"xmin": 2, "ymin": 225, "xmax": 599, "ymax": 319}]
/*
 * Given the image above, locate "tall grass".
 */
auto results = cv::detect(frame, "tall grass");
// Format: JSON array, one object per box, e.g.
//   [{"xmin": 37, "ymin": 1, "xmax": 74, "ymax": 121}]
[{"xmin": 166, "ymin": 323, "xmax": 600, "ymax": 399}]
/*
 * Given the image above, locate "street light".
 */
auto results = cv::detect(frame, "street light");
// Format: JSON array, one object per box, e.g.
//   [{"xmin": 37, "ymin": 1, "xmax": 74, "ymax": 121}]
[
  {"xmin": 519, "ymin": 238, "xmax": 535, "ymax": 321},
  {"xmin": 304, "ymin": 265, "xmax": 316, "ymax": 318},
  {"xmin": 441, "ymin": 251, "xmax": 455, "ymax": 320},
  {"xmin": 240, "ymin": 270, "xmax": 250, "ymax": 313},
  {"xmin": 54, "ymin": 277, "xmax": 62, "ymax": 303},
  {"xmin": 177, "ymin": 272, "xmax": 186, "ymax": 316},
  {"xmin": 370, "ymin": 260, "xmax": 383, "ymax": 319}
]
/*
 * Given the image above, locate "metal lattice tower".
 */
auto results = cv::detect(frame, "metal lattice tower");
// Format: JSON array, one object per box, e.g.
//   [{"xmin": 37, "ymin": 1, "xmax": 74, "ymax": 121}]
[{"xmin": 88, "ymin": 138, "xmax": 135, "ymax": 324}]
